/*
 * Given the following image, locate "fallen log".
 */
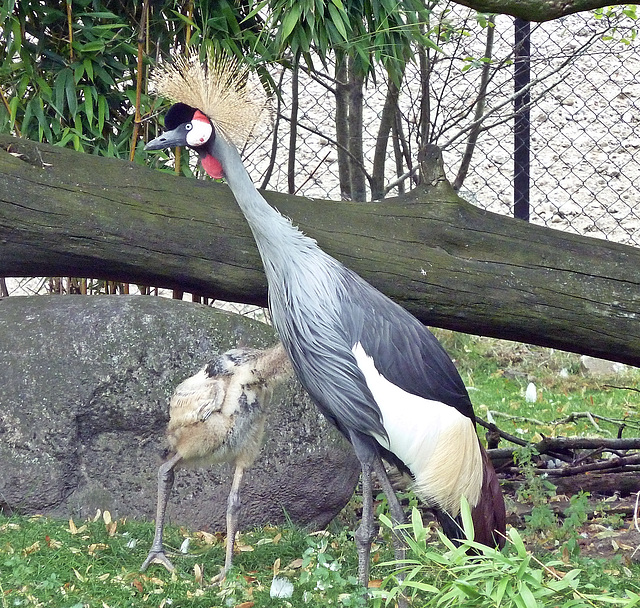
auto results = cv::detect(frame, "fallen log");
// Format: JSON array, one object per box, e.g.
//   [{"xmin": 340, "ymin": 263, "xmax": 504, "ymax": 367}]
[{"xmin": 1, "ymin": 134, "xmax": 639, "ymax": 365}]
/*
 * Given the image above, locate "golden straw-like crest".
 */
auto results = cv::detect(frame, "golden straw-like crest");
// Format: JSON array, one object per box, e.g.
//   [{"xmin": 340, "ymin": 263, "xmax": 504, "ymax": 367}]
[{"xmin": 150, "ymin": 51, "xmax": 270, "ymax": 148}]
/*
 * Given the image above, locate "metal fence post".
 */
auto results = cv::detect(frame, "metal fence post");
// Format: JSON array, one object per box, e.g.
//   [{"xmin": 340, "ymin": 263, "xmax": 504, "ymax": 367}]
[{"xmin": 514, "ymin": 18, "xmax": 531, "ymax": 221}]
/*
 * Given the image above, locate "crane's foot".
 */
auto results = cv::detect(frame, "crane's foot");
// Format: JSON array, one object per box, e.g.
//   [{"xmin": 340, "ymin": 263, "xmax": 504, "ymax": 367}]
[
  {"xmin": 208, "ymin": 566, "xmax": 228, "ymax": 586},
  {"xmin": 140, "ymin": 550, "xmax": 177, "ymax": 573}
]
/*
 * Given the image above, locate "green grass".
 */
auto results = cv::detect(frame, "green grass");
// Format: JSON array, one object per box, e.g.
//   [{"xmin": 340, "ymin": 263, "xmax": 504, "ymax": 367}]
[
  {"xmin": 2, "ymin": 334, "xmax": 639, "ymax": 606},
  {"xmin": 2, "ymin": 506, "xmax": 640, "ymax": 607},
  {"xmin": 435, "ymin": 330, "xmax": 640, "ymax": 441},
  {"xmin": 0, "ymin": 512, "xmax": 370, "ymax": 607}
]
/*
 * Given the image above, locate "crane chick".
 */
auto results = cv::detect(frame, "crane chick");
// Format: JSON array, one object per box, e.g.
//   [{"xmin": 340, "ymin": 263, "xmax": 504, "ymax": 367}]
[{"xmin": 141, "ymin": 342, "xmax": 292, "ymax": 581}]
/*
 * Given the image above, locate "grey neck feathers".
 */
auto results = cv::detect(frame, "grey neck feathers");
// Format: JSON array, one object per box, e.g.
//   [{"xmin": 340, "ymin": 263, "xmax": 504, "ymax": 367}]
[{"xmin": 210, "ymin": 135, "xmax": 323, "ymax": 277}]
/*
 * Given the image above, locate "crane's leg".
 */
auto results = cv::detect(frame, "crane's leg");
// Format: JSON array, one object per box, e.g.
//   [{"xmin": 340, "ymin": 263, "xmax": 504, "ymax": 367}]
[
  {"xmin": 211, "ymin": 464, "xmax": 245, "ymax": 584},
  {"xmin": 141, "ymin": 452, "xmax": 182, "ymax": 572},
  {"xmin": 355, "ymin": 458, "xmax": 376, "ymax": 586},
  {"xmin": 373, "ymin": 458, "xmax": 409, "ymax": 608},
  {"xmin": 350, "ymin": 434, "xmax": 408, "ymax": 607},
  {"xmin": 348, "ymin": 432, "xmax": 378, "ymax": 586},
  {"xmin": 372, "ymin": 458, "xmax": 406, "ymax": 562}
]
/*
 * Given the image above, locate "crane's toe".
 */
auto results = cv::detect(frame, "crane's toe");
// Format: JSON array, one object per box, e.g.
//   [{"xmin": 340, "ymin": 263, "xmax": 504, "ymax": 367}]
[
  {"xmin": 140, "ymin": 550, "xmax": 177, "ymax": 573},
  {"xmin": 208, "ymin": 565, "xmax": 229, "ymax": 586}
]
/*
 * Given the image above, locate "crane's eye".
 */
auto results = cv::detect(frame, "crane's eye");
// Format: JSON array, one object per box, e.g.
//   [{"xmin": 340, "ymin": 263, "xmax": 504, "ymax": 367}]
[{"xmin": 185, "ymin": 119, "xmax": 213, "ymax": 147}]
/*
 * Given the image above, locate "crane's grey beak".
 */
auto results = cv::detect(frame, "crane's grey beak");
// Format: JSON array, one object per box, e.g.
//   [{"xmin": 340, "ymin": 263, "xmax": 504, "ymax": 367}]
[{"xmin": 145, "ymin": 126, "xmax": 188, "ymax": 151}]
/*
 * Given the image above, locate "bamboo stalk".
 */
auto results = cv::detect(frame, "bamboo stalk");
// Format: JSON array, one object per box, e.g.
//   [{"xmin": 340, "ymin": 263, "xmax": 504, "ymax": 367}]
[
  {"xmin": 66, "ymin": 0, "xmax": 74, "ymax": 61},
  {"xmin": 129, "ymin": 0, "xmax": 150, "ymax": 162},
  {"xmin": 174, "ymin": 1, "xmax": 193, "ymax": 176}
]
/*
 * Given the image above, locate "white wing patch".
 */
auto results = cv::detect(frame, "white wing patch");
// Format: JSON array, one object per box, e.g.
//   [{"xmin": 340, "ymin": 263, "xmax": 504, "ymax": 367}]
[{"xmin": 352, "ymin": 342, "xmax": 483, "ymax": 515}]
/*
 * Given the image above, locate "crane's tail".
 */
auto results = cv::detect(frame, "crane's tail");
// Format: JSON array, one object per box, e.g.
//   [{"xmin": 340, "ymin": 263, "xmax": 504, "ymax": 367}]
[
  {"xmin": 436, "ymin": 444, "xmax": 506, "ymax": 549},
  {"xmin": 470, "ymin": 444, "xmax": 506, "ymax": 548}
]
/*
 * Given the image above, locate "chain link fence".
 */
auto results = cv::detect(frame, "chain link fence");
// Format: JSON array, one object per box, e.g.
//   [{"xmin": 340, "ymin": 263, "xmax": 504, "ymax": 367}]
[{"xmin": 247, "ymin": 8, "xmax": 640, "ymax": 247}]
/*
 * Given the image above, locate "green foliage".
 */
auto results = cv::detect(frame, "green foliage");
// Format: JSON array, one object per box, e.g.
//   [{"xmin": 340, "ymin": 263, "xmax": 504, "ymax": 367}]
[
  {"xmin": 249, "ymin": 0, "xmax": 436, "ymax": 82},
  {"xmin": 1, "ymin": 0, "xmax": 138, "ymax": 154},
  {"xmin": 434, "ymin": 329, "xmax": 640, "ymax": 442},
  {"xmin": 0, "ymin": 512, "xmax": 375, "ymax": 607},
  {"xmin": 0, "ymin": 0, "xmax": 266, "ymax": 160},
  {"xmin": 0, "ymin": 0, "xmax": 440, "ymax": 158},
  {"xmin": 298, "ymin": 533, "xmax": 366, "ymax": 605},
  {"xmin": 513, "ymin": 444, "xmax": 557, "ymax": 506},
  {"xmin": 376, "ymin": 504, "xmax": 640, "ymax": 608},
  {"xmin": 594, "ymin": 4, "xmax": 638, "ymax": 44}
]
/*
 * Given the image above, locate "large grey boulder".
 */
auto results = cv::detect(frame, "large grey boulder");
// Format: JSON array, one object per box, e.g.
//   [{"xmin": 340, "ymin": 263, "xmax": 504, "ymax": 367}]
[{"xmin": 0, "ymin": 295, "xmax": 360, "ymax": 531}]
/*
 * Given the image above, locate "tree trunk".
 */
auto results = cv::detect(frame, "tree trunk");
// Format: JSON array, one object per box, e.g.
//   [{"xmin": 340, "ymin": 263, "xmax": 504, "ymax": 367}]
[
  {"xmin": 371, "ymin": 75, "xmax": 401, "ymax": 201},
  {"xmin": 335, "ymin": 52, "xmax": 351, "ymax": 200},
  {"xmin": 1, "ymin": 134, "xmax": 639, "ymax": 366},
  {"xmin": 347, "ymin": 57, "xmax": 366, "ymax": 201}
]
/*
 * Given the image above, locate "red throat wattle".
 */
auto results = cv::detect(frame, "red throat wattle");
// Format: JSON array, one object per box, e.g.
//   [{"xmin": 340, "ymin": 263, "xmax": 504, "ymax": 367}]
[{"xmin": 201, "ymin": 153, "xmax": 224, "ymax": 179}]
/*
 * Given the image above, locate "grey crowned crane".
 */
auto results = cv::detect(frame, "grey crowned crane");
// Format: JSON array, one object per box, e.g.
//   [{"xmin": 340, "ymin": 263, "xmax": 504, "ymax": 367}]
[
  {"xmin": 141, "ymin": 343, "xmax": 291, "ymax": 580},
  {"xmin": 145, "ymin": 53, "xmax": 506, "ymax": 587}
]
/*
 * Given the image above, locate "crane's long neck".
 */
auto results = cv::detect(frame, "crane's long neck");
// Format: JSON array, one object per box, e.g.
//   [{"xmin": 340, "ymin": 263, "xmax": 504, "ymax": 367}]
[{"xmin": 210, "ymin": 135, "xmax": 321, "ymax": 274}]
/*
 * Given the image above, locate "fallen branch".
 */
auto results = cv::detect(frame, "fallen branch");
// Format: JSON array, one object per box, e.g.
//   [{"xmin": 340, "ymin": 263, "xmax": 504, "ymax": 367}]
[
  {"xmin": 547, "ymin": 453, "xmax": 640, "ymax": 476},
  {"xmin": 476, "ymin": 417, "xmax": 528, "ymax": 447},
  {"xmin": 487, "ymin": 410, "xmax": 638, "ymax": 434},
  {"xmin": 603, "ymin": 384, "xmax": 640, "ymax": 394},
  {"xmin": 487, "ymin": 436, "xmax": 640, "ymax": 463}
]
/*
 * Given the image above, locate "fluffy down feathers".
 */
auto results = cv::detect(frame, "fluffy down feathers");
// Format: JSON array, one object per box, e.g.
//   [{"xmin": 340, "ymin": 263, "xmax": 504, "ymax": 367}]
[{"xmin": 166, "ymin": 344, "xmax": 292, "ymax": 469}]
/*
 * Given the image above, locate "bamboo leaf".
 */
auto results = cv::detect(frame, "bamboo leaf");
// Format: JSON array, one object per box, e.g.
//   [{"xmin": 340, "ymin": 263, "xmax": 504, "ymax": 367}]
[
  {"xmin": 54, "ymin": 69, "xmax": 68, "ymax": 114},
  {"xmin": 83, "ymin": 86, "xmax": 94, "ymax": 128},
  {"xmin": 74, "ymin": 62, "xmax": 85, "ymax": 84},
  {"xmin": 94, "ymin": 65, "xmax": 115, "ymax": 86},
  {"xmin": 79, "ymin": 40, "xmax": 106, "ymax": 53},
  {"xmin": 494, "ymin": 575, "xmax": 510, "ymax": 605},
  {"xmin": 242, "ymin": 0, "xmax": 269, "ymax": 22},
  {"xmin": 22, "ymin": 98, "xmax": 33, "ymax": 134},
  {"xmin": 9, "ymin": 96, "xmax": 19, "ymax": 126},
  {"xmin": 97, "ymin": 94, "xmax": 107, "ymax": 133},
  {"xmin": 280, "ymin": 4, "xmax": 301, "ymax": 42},
  {"xmin": 33, "ymin": 98, "xmax": 53, "ymax": 142},
  {"xmin": 508, "ymin": 527, "xmax": 528, "ymax": 558},
  {"xmin": 83, "ymin": 58, "xmax": 94, "ymax": 81},
  {"xmin": 519, "ymin": 581, "xmax": 539, "ymax": 608},
  {"xmin": 459, "ymin": 495, "xmax": 475, "ymax": 541},
  {"xmin": 66, "ymin": 71, "xmax": 78, "ymax": 117},
  {"xmin": 402, "ymin": 580, "xmax": 439, "ymax": 593},
  {"xmin": 326, "ymin": 2, "xmax": 348, "ymax": 41},
  {"xmin": 410, "ymin": 506, "xmax": 426, "ymax": 544}
]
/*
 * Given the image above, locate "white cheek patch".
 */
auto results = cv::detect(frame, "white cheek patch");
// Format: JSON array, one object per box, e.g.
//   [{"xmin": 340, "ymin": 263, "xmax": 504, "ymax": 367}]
[
  {"xmin": 351, "ymin": 342, "xmax": 483, "ymax": 515},
  {"xmin": 186, "ymin": 120, "xmax": 213, "ymax": 147}
]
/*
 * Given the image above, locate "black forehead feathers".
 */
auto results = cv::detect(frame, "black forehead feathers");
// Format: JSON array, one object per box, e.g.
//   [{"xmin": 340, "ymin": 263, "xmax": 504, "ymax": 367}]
[{"xmin": 164, "ymin": 102, "xmax": 197, "ymax": 130}]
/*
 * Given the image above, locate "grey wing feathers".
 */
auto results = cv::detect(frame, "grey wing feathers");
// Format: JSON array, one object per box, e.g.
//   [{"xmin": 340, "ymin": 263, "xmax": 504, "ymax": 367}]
[
  {"xmin": 272, "ymin": 260, "xmax": 474, "ymax": 449},
  {"xmin": 271, "ymin": 288, "xmax": 386, "ymax": 440},
  {"xmin": 286, "ymin": 330, "xmax": 386, "ymax": 438},
  {"xmin": 347, "ymin": 270, "xmax": 475, "ymax": 420}
]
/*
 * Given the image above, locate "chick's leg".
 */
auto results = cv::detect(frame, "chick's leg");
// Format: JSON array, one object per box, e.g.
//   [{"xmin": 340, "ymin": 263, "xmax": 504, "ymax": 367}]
[{"xmin": 141, "ymin": 453, "xmax": 182, "ymax": 572}]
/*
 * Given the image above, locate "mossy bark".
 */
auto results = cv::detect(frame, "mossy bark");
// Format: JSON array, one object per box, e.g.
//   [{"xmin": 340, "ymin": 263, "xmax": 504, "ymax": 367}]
[
  {"xmin": 452, "ymin": 0, "xmax": 625, "ymax": 22},
  {"xmin": 1, "ymin": 134, "xmax": 639, "ymax": 365}
]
